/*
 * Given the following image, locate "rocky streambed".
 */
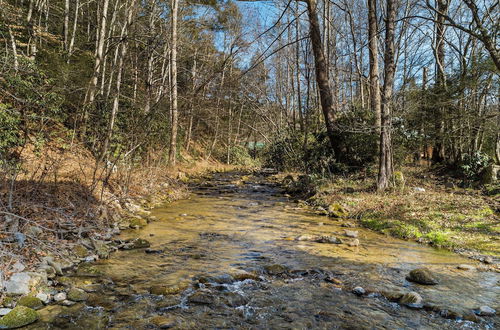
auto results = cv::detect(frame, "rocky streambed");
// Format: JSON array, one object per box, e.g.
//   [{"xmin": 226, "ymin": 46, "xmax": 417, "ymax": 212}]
[{"xmin": 1, "ymin": 171, "xmax": 499, "ymax": 329}]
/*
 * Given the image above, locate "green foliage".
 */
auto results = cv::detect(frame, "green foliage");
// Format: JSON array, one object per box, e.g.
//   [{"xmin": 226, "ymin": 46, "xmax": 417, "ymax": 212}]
[
  {"xmin": 227, "ymin": 146, "xmax": 259, "ymax": 166},
  {"xmin": 263, "ymin": 127, "xmax": 375, "ymax": 175},
  {"xmin": 459, "ymin": 151, "xmax": 491, "ymax": 180}
]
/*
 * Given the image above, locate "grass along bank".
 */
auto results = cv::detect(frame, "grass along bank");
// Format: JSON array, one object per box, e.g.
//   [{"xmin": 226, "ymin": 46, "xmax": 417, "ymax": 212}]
[{"xmin": 277, "ymin": 166, "xmax": 499, "ymax": 260}]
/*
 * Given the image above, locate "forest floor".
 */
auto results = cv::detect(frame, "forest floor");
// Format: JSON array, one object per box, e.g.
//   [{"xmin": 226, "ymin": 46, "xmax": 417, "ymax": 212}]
[{"xmin": 279, "ymin": 165, "xmax": 500, "ymax": 260}]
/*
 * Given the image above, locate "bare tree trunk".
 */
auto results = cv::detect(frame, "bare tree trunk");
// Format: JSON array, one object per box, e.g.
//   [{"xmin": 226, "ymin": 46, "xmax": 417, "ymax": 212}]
[
  {"xmin": 100, "ymin": 0, "xmax": 135, "ymax": 164},
  {"xmin": 432, "ymin": 0, "xmax": 449, "ymax": 163},
  {"xmin": 8, "ymin": 26, "xmax": 19, "ymax": 72},
  {"xmin": 305, "ymin": 0, "xmax": 337, "ymax": 154},
  {"xmin": 168, "ymin": 0, "xmax": 179, "ymax": 166},
  {"xmin": 67, "ymin": 0, "xmax": 80, "ymax": 61},
  {"xmin": 87, "ymin": 0, "xmax": 110, "ymax": 105},
  {"xmin": 377, "ymin": 0, "xmax": 396, "ymax": 191},
  {"xmin": 368, "ymin": 0, "xmax": 381, "ymax": 134},
  {"xmin": 63, "ymin": 0, "xmax": 70, "ymax": 51}
]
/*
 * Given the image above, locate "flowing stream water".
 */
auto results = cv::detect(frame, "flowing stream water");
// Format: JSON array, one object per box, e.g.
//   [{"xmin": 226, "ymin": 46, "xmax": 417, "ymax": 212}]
[{"xmin": 32, "ymin": 171, "xmax": 498, "ymax": 329}]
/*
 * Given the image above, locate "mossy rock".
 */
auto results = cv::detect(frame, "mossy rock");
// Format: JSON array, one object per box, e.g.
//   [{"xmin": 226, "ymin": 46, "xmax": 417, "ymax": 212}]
[
  {"xmin": 406, "ymin": 268, "xmax": 438, "ymax": 285},
  {"xmin": 16, "ymin": 296, "xmax": 43, "ymax": 310},
  {"xmin": 328, "ymin": 203, "xmax": 348, "ymax": 218},
  {"xmin": 76, "ymin": 263, "xmax": 103, "ymax": 277},
  {"xmin": 67, "ymin": 288, "xmax": 89, "ymax": 302},
  {"xmin": 1, "ymin": 297, "xmax": 14, "ymax": 308},
  {"xmin": 0, "ymin": 306, "xmax": 39, "ymax": 328},
  {"xmin": 129, "ymin": 217, "xmax": 147, "ymax": 229},
  {"xmin": 264, "ymin": 264, "xmax": 288, "ymax": 275},
  {"xmin": 73, "ymin": 245, "xmax": 89, "ymax": 258},
  {"xmin": 127, "ymin": 238, "xmax": 151, "ymax": 249}
]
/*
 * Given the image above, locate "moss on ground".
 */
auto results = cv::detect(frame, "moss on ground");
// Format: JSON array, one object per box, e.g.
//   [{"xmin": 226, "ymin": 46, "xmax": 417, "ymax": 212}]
[{"xmin": 282, "ymin": 166, "xmax": 499, "ymax": 256}]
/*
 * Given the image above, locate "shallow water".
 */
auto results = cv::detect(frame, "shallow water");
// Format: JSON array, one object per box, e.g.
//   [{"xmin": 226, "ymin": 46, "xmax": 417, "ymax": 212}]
[{"xmin": 33, "ymin": 172, "xmax": 499, "ymax": 329}]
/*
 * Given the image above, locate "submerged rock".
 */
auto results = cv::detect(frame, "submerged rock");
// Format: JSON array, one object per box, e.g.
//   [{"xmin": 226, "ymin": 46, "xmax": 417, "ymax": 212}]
[
  {"xmin": 344, "ymin": 230, "xmax": 358, "ymax": 238},
  {"xmin": 188, "ymin": 290, "xmax": 216, "ymax": 305},
  {"xmin": 406, "ymin": 268, "xmax": 438, "ymax": 285},
  {"xmin": 122, "ymin": 238, "xmax": 151, "ymax": 250},
  {"xmin": 457, "ymin": 264, "xmax": 475, "ymax": 271},
  {"xmin": 0, "ymin": 306, "xmax": 39, "ymax": 329},
  {"xmin": 399, "ymin": 292, "xmax": 423, "ymax": 308},
  {"xmin": 76, "ymin": 263, "xmax": 103, "ymax": 277},
  {"xmin": 129, "ymin": 217, "xmax": 147, "ymax": 229},
  {"xmin": 222, "ymin": 292, "xmax": 248, "ymax": 307},
  {"xmin": 150, "ymin": 284, "xmax": 188, "ymax": 296},
  {"xmin": 347, "ymin": 239, "xmax": 360, "ymax": 247},
  {"xmin": 67, "ymin": 288, "xmax": 89, "ymax": 302},
  {"xmin": 476, "ymin": 306, "xmax": 496, "ymax": 316},
  {"xmin": 233, "ymin": 273, "xmax": 261, "ymax": 282},
  {"xmin": 264, "ymin": 264, "xmax": 288, "ymax": 275},
  {"xmin": 149, "ymin": 315, "xmax": 177, "ymax": 329}
]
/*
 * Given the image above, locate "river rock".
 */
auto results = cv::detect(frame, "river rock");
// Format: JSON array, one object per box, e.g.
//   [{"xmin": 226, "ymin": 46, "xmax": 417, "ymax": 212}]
[
  {"xmin": 457, "ymin": 264, "xmax": 475, "ymax": 271},
  {"xmin": 476, "ymin": 306, "xmax": 496, "ymax": 316},
  {"xmin": 399, "ymin": 292, "xmax": 423, "ymax": 308},
  {"xmin": 61, "ymin": 300, "xmax": 76, "ymax": 306},
  {"xmin": 4, "ymin": 273, "xmax": 31, "ymax": 295},
  {"xmin": 129, "ymin": 217, "xmax": 147, "ymax": 229},
  {"xmin": 344, "ymin": 230, "xmax": 358, "ymax": 238},
  {"xmin": 53, "ymin": 292, "xmax": 67, "ymax": 302},
  {"xmin": 347, "ymin": 239, "xmax": 360, "ymax": 247},
  {"xmin": 264, "ymin": 264, "xmax": 288, "ymax": 275},
  {"xmin": 122, "ymin": 238, "xmax": 151, "ymax": 250},
  {"xmin": 328, "ymin": 203, "xmax": 348, "ymax": 218},
  {"xmin": 188, "ymin": 290, "xmax": 216, "ymax": 305},
  {"xmin": 73, "ymin": 245, "xmax": 89, "ymax": 258},
  {"xmin": 17, "ymin": 296, "xmax": 43, "ymax": 310},
  {"xmin": 0, "ymin": 306, "xmax": 39, "ymax": 329},
  {"xmin": 0, "ymin": 309, "xmax": 12, "ymax": 317},
  {"xmin": 92, "ymin": 240, "xmax": 111, "ymax": 259},
  {"xmin": 76, "ymin": 263, "xmax": 103, "ymax": 277},
  {"xmin": 67, "ymin": 288, "xmax": 89, "ymax": 302},
  {"xmin": 150, "ymin": 284, "xmax": 187, "ymax": 296},
  {"xmin": 315, "ymin": 236, "xmax": 342, "ymax": 244},
  {"xmin": 149, "ymin": 315, "xmax": 177, "ymax": 329},
  {"xmin": 36, "ymin": 293, "xmax": 50, "ymax": 304},
  {"xmin": 352, "ymin": 287, "xmax": 365, "ymax": 296},
  {"xmin": 222, "ymin": 292, "xmax": 248, "ymax": 307},
  {"xmin": 406, "ymin": 268, "xmax": 438, "ymax": 285},
  {"xmin": 233, "ymin": 273, "xmax": 261, "ymax": 282}
]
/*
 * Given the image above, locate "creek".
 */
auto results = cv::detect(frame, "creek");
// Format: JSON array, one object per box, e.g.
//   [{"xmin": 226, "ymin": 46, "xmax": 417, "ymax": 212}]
[{"xmin": 31, "ymin": 171, "xmax": 498, "ymax": 329}]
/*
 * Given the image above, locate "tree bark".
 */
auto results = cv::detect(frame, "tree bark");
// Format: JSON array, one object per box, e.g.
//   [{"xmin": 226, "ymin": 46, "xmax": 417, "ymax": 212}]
[
  {"xmin": 168, "ymin": 0, "xmax": 179, "ymax": 166},
  {"xmin": 377, "ymin": 0, "xmax": 396, "ymax": 191},
  {"xmin": 368, "ymin": 0, "xmax": 381, "ymax": 134},
  {"xmin": 305, "ymin": 0, "xmax": 337, "ymax": 154}
]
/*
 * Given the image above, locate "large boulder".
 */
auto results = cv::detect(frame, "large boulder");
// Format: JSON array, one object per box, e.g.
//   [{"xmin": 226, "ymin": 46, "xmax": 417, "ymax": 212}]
[
  {"xmin": 0, "ymin": 306, "xmax": 39, "ymax": 329},
  {"xmin": 406, "ymin": 268, "xmax": 438, "ymax": 285},
  {"xmin": 4, "ymin": 273, "xmax": 31, "ymax": 295}
]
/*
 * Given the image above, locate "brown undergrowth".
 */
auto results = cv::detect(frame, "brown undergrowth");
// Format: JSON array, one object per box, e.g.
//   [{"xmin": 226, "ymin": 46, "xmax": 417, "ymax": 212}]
[{"xmin": 0, "ymin": 140, "xmax": 233, "ymax": 278}]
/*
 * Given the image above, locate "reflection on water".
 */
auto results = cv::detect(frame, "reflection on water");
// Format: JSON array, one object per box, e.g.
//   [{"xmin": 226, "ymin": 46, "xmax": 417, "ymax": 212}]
[{"xmin": 33, "ymin": 172, "xmax": 499, "ymax": 329}]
